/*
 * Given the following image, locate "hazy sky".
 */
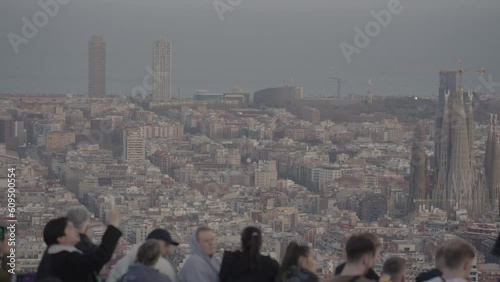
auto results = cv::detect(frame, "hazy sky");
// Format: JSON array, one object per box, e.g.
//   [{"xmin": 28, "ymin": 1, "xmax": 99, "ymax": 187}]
[{"xmin": 1, "ymin": 0, "xmax": 499, "ymax": 97}]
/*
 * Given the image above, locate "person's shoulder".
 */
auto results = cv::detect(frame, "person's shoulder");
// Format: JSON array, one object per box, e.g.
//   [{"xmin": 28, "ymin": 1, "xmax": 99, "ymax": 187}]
[
  {"xmin": 418, "ymin": 278, "xmax": 443, "ymax": 282},
  {"xmin": 185, "ymin": 253, "xmax": 205, "ymax": 264},
  {"xmin": 260, "ymin": 254, "xmax": 279, "ymax": 271},
  {"xmin": 222, "ymin": 250, "xmax": 240, "ymax": 258}
]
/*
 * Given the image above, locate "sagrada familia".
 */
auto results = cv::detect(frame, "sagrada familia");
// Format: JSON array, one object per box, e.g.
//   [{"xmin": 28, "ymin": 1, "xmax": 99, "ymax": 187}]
[{"xmin": 408, "ymin": 71, "xmax": 499, "ymax": 219}]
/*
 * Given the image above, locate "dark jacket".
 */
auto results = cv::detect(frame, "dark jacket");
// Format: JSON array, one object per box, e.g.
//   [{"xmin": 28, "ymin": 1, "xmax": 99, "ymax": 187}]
[
  {"xmin": 219, "ymin": 250, "xmax": 279, "ymax": 282},
  {"xmin": 492, "ymin": 232, "xmax": 500, "ymax": 256},
  {"xmin": 76, "ymin": 233, "xmax": 98, "ymax": 254},
  {"xmin": 117, "ymin": 263, "xmax": 171, "ymax": 282},
  {"xmin": 280, "ymin": 265, "xmax": 319, "ymax": 282},
  {"xmin": 0, "ymin": 254, "xmax": 12, "ymax": 282},
  {"xmin": 36, "ymin": 225, "xmax": 122, "ymax": 282},
  {"xmin": 328, "ymin": 275, "xmax": 377, "ymax": 282},
  {"xmin": 334, "ymin": 263, "xmax": 379, "ymax": 281},
  {"xmin": 415, "ymin": 269, "xmax": 443, "ymax": 282}
]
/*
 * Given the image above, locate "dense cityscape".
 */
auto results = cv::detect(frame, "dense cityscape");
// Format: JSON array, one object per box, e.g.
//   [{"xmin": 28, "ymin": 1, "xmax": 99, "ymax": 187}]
[{"xmin": 1, "ymin": 1, "xmax": 500, "ymax": 281}]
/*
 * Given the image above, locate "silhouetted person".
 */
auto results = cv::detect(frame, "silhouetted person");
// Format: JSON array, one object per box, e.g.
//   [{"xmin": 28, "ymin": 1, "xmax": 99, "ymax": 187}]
[
  {"xmin": 379, "ymin": 257, "xmax": 405, "ymax": 282},
  {"xmin": 67, "ymin": 206, "xmax": 98, "ymax": 254},
  {"xmin": 219, "ymin": 226, "xmax": 279, "ymax": 282},
  {"xmin": 277, "ymin": 241, "xmax": 319, "ymax": 282},
  {"xmin": 420, "ymin": 239, "xmax": 475, "ymax": 282},
  {"xmin": 117, "ymin": 239, "xmax": 171, "ymax": 282},
  {"xmin": 334, "ymin": 233, "xmax": 381, "ymax": 281},
  {"xmin": 178, "ymin": 226, "xmax": 220, "ymax": 282},
  {"xmin": 36, "ymin": 204, "xmax": 122, "ymax": 282},
  {"xmin": 329, "ymin": 233, "xmax": 380, "ymax": 282},
  {"xmin": 109, "ymin": 229, "xmax": 179, "ymax": 282}
]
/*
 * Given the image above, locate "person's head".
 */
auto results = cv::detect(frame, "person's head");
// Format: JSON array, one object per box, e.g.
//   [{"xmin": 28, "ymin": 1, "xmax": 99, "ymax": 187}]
[
  {"xmin": 345, "ymin": 233, "xmax": 378, "ymax": 270},
  {"xmin": 435, "ymin": 243, "xmax": 446, "ymax": 269},
  {"xmin": 382, "ymin": 256, "xmax": 406, "ymax": 282},
  {"xmin": 136, "ymin": 239, "xmax": 161, "ymax": 266},
  {"xmin": 364, "ymin": 233, "xmax": 382, "ymax": 257},
  {"xmin": 66, "ymin": 206, "xmax": 91, "ymax": 235},
  {"xmin": 278, "ymin": 241, "xmax": 317, "ymax": 279},
  {"xmin": 43, "ymin": 217, "xmax": 80, "ymax": 246},
  {"xmin": 441, "ymin": 239, "xmax": 475, "ymax": 279},
  {"xmin": 196, "ymin": 226, "xmax": 216, "ymax": 256},
  {"xmin": 241, "ymin": 226, "xmax": 263, "ymax": 270},
  {"xmin": 147, "ymin": 229, "xmax": 179, "ymax": 257}
]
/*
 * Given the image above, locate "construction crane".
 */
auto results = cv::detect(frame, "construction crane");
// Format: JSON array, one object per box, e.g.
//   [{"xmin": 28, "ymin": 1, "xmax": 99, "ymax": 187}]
[
  {"xmin": 396, "ymin": 60, "xmax": 485, "ymax": 91},
  {"xmin": 330, "ymin": 76, "xmax": 346, "ymax": 98}
]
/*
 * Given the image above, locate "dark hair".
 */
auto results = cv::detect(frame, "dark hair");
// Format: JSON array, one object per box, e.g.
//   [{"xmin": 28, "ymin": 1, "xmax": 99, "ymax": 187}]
[
  {"xmin": 442, "ymin": 239, "xmax": 475, "ymax": 269},
  {"xmin": 382, "ymin": 256, "xmax": 406, "ymax": 280},
  {"xmin": 136, "ymin": 239, "xmax": 161, "ymax": 266},
  {"xmin": 277, "ymin": 241, "xmax": 311, "ymax": 281},
  {"xmin": 43, "ymin": 217, "xmax": 69, "ymax": 246},
  {"xmin": 435, "ymin": 243, "xmax": 446, "ymax": 259},
  {"xmin": 241, "ymin": 226, "xmax": 262, "ymax": 271},
  {"xmin": 345, "ymin": 233, "xmax": 377, "ymax": 262}
]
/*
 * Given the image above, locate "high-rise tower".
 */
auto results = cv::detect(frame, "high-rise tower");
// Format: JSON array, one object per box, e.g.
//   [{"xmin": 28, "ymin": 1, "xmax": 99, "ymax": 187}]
[
  {"xmin": 408, "ymin": 122, "xmax": 430, "ymax": 214},
  {"xmin": 153, "ymin": 37, "xmax": 171, "ymax": 101},
  {"xmin": 485, "ymin": 114, "xmax": 500, "ymax": 211},
  {"xmin": 123, "ymin": 127, "xmax": 145, "ymax": 163},
  {"xmin": 367, "ymin": 79, "xmax": 373, "ymax": 104},
  {"xmin": 88, "ymin": 35, "xmax": 106, "ymax": 98}
]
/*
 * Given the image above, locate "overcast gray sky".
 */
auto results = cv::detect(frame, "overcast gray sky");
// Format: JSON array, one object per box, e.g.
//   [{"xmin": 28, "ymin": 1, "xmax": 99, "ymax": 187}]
[{"xmin": 1, "ymin": 0, "xmax": 499, "ymax": 97}]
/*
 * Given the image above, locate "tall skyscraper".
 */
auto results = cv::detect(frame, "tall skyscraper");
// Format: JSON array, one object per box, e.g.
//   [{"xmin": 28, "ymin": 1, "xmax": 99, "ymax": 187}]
[
  {"xmin": 367, "ymin": 79, "xmax": 373, "ymax": 104},
  {"xmin": 88, "ymin": 35, "xmax": 106, "ymax": 98},
  {"xmin": 432, "ymin": 71, "xmax": 476, "ymax": 215},
  {"xmin": 407, "ymin": 122, "xmax": 430, "ymax": 214},
  {"xmin": 153, "ymin": 37, "xmax": 171, "ymax": 101},
  {"xmin": 123, "ymin": 127, "xmax": 145, "ymax": 163},
  {"xmin": 485, "ymin": 114, "xmax": 500, "ymax": 211}
]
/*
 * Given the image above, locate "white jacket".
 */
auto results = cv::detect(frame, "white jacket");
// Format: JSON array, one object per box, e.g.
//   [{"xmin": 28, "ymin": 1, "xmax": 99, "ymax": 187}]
[{"xmin": 107, "ymin": 244, "xmax": 177, "ymax": 282}]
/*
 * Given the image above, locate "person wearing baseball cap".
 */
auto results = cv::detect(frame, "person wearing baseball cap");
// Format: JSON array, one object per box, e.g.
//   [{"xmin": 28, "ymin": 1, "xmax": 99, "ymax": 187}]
[{"xmin": 108, "ymin": 228, "xmax": 179, "ymax": 282}]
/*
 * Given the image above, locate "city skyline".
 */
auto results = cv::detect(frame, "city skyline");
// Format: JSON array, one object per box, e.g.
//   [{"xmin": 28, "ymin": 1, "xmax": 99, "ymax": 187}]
[
  {"xmin": 1, "ymin": 1, "xmax": 499, "ymax": 97},
  {"xmin": 2, "ymin": 1, "xmax": 500, "ymax": 280}
]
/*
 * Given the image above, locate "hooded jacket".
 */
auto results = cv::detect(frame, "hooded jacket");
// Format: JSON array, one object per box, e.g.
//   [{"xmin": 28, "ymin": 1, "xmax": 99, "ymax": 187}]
[
  {"xmin": 416, "ymin": 269, "xmax": 443, "ymax": 282},
  {"xmin": 219, "ymin": 250, "xmax": 278, "ymax": 282},
  {"xmin": 279, "ymin": 265, "xmax": 319, "ymax": 282},
  {"xmin": 107, "ymin": 243, "xmax": 177, "ymax": 282},
  {"xmin": 117, "ymin": 263, "xmax": 171, "ymax": 282},
  {"xmin": 35, "ymin": 225, "xmax": 122, "ymax": 282},
  {"xmin": 178, "ymin": 231, "xmax": 221, "ymax": 282}
]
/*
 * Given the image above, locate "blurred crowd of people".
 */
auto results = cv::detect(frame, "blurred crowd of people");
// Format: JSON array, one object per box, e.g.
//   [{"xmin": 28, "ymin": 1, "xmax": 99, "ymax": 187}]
[{"xmin": 0, "ymin": 204, "xmax": 495, "ymax": 282}]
